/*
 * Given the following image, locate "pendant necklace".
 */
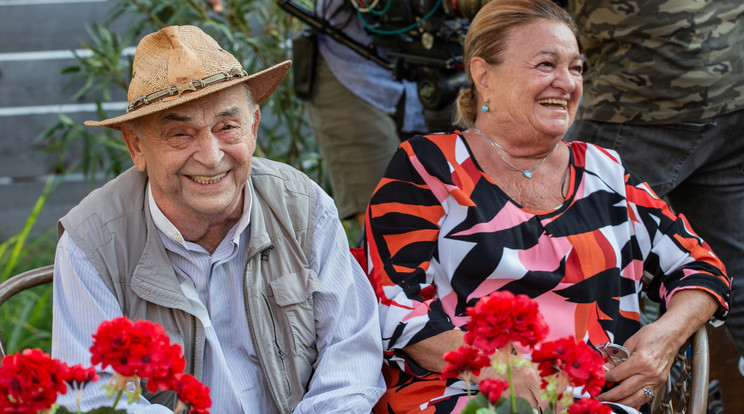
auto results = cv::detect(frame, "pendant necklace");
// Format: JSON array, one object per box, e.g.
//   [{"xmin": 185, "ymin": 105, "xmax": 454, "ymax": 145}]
[{"xmin": 469, "ymin": 128, "xmax": 558, "ymax": 179}]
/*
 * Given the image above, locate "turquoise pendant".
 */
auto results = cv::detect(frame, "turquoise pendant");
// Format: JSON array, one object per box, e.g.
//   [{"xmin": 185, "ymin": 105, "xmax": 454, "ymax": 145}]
[{"xmin": 523, "ymin": 170, "xmax": 533, "ymax": 178}]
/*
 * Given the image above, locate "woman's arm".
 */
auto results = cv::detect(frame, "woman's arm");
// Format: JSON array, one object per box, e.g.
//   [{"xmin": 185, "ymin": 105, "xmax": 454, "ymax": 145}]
[
  {"xmin": 599, "ymin": 171, "xmax": 729, "ymax": 407},
  {"xmin": 625, "ymin": 172, "xmax": 730, "ymax": 320},
  {"xmin": 365, "ymin": 137, "xmax": 453, "ymax": 374},
  {"xmin": 599, "ymin": 289, "xmax": 718, "ymax": 407}
]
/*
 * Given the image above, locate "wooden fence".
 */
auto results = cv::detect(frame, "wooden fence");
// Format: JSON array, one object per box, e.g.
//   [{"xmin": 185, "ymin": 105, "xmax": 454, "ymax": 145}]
[{"xmin": 0, "ymin": 0, "xmax": 131, "ymax": 241}]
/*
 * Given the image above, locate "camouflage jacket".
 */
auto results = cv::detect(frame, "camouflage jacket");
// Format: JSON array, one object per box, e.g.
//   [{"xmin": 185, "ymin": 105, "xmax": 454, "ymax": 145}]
[{"xmin": 568, "ymin": 0, "xmax": 744, "ymax": 124}]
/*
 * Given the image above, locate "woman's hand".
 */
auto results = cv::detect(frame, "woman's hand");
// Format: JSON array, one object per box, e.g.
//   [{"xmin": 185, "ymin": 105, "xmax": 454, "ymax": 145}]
[
  {"xmin": 598, "ymin": 290, "xmax": 719, "ymax": 407},
  {"xmin": 597, "ymin": 320, "xmax": 680, "ymax": 407}
]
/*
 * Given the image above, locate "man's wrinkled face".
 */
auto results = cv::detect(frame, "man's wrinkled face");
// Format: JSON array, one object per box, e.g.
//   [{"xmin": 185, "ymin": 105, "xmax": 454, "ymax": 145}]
[{"xmin": 122, "ymin": 85, "xmax": 259, "ymax": 225}]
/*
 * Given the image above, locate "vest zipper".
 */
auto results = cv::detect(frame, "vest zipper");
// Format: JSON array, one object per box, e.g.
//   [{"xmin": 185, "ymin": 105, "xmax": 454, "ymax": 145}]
[
  {"xmin": 243, "ymin": 244, "xmax": 284, "ymax": 413},
  {"xmin": 262, "ymin": 292, "xmax": 291, "ymax": 392}
]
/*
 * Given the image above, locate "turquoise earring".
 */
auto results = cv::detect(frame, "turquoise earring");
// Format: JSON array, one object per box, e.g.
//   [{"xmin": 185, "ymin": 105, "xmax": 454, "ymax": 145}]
[{"xmin": 481, "ymin": 104, "xmax": 488, "ymax": 112}]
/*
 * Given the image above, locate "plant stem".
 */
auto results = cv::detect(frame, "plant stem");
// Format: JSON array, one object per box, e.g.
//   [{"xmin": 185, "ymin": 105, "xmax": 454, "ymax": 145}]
[
  {"xmin": 508, "ymin": 363, "xmax": 516, "ymax": 413},
  {"xmin": 112, "ymin": 389, "xmax": 123, "ymax": 409},
  {"xmin": 466, "ymin": 373, "xmax": 472, "ymax": 397}
]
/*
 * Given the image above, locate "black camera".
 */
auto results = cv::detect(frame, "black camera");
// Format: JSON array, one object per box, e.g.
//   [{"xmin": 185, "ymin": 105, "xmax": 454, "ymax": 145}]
[
  {"xmin": 353, "ymin": 0, "xmax": 491, "ymax": 130},
  {"xmin": 278, "ymin": 0, "xmax": 492, "ymax": 131}
]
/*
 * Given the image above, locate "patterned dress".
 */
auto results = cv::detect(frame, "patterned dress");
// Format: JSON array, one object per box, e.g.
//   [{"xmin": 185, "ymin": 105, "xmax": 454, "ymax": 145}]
[{"xmin": 365, "ymin": 132, "xmax": 730, "ymax": 413}]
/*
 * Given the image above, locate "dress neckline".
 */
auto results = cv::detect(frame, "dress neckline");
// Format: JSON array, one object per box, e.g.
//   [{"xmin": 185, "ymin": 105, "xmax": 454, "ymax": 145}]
[{"xmin": 454, "ymin": 131, "xmax": 578, "ymax": 216}]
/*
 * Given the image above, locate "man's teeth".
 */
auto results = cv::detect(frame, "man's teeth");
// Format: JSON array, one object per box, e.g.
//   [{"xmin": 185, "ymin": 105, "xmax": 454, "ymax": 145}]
[
  {"xmin": 538, "ymin": 98, "xmax": 568, "ymax": 106},
  {"xmin": 190, "ymin": 172, "xmax": 226, "ymax": 184}
]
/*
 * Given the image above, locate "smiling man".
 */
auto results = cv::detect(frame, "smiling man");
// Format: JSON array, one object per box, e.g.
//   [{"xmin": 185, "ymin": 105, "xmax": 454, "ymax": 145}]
[{"xmin": 51, "ymin": 25, "xmax": 384, "ymax": 413}]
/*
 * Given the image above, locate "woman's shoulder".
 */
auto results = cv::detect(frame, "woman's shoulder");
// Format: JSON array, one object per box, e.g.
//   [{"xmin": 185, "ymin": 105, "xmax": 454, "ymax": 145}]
[
  {"xmin": 405, "ymin": 131, "xmax": 462, "ymax": 146},
  {"xmin": 402, "ymin": 131, "xmax": 467, "ymax": 159},
  {"xmin": 393, "ymin": 131, "xmax": 477, "ymax": 183},
  {"xmin": 566, "ymin": 140, "xmax": 624, "ymax": 170}
]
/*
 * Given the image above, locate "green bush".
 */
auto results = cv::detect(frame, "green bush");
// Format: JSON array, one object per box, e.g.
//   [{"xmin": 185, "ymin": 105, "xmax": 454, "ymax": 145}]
[{"xmin": 0, "ymin": 177, "xmax": 58, "ymax": 354}]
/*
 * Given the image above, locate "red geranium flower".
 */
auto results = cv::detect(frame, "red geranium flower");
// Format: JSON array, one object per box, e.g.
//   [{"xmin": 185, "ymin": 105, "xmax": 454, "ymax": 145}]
[
  {"xmin": 479, "ymin": 378, "xmax": 510, "ymax": 404},
  {"xmin": 533, "ymin": 337, "xmax": 606, "ymax": 396},
  {"xmin": 90, "ymin": 317, "xmax": 136, "ymax": 374},
  {"xmin": 139, "ymin": 341, "xmax": 187, "ymax": 393},
  {"xmin": 0, "ymin": 348, "xmax": 69, "ymax": 414},
  {"xmin": 63, "ymin": 363, "xmax": 99, "ymax": 389},
  {"xmin": 90, "ymin": 316, "xmax": 186, "ymax": 392},
  {"xmin": 440, "ymin": 345, "xmax": 491, "ymax": 380},
  {"xmin": 464, "ymin": 291, "xmax": 548, "ymax": 354},
  {"xmin": 0, "ymin": 317, "xmax": 209, "ymax": 414},
  {"xmin": 568, "ymin": 397, "xmax": 612, "ymax": 414},
  {"xmin": 509, "ymin": 293, "xmax": 549, "ymax": 348},
  {"xmin": 173, "ymin": 373, "xmax": 212, "ymax": 414}
]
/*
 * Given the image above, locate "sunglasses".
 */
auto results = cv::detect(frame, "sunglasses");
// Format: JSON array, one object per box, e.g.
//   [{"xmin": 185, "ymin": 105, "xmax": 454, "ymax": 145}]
[{"xmin": 594, "ymin": 343, "xmax": 630, "ymax": 370}]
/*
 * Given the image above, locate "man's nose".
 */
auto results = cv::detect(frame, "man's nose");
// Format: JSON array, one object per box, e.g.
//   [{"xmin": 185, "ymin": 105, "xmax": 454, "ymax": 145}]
[{"xmin": 193, "ymin": 133, "xmax": 223, "ymax": 167}]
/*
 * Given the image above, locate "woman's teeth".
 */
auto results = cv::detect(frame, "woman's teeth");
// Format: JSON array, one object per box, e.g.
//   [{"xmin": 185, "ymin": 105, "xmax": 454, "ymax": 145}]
[{"xmin": 537, "ymin": 98, "xmax": 568, "ymax": 107}]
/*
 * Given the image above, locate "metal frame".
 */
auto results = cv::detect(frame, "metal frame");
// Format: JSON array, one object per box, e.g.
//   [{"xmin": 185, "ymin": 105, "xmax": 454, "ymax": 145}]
[{"xmin": 651, "ymin": 326, "xmax": 709, "ymax": 414}]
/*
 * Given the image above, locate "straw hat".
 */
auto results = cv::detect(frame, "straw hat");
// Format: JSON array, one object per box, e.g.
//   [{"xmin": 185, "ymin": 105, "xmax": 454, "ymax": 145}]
[{"xmin": 85, "ymin": 25, "xmax": 292, "ymax": 130}]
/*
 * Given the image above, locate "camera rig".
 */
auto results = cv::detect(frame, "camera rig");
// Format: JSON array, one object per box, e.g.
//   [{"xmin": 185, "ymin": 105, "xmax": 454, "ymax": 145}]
[{"xmin": 276, "ymin": 0, "xmax": 492, "ymax": 131}]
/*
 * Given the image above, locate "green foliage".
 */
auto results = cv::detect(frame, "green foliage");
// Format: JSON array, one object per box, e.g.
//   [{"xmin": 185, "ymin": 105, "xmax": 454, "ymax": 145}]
[
  {"xmin": 37, "ymin": 110, "xmax": 130, "ymax": 184},
  {"xmin": 0, "ymin": 176, "xmax": 58, "ymax": 354},
  {"xmin": 39, "ymin": 0, "xmax": 323, "ymax": 184}
]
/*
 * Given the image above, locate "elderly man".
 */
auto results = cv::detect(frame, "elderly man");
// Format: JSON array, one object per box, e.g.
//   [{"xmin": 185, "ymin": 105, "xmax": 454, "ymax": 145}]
[{"xmin": 51, "ymin": 25, "xmax": 384, "ymax": 413}]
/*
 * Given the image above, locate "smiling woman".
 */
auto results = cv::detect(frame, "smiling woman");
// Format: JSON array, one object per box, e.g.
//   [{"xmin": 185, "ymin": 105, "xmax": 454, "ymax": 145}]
[{"xmin": 363, "ymin": 0, "xmax": 731, "ymax": 413}]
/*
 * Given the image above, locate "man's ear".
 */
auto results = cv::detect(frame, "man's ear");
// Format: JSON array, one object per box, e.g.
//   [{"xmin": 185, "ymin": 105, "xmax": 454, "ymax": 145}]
[
  {"xmin": 251, "ymin": 107, "xmax": 261, "ymax": 139},
  {"xmin": 121, "ymin": 122, "xmax": 147, "ymax": 172}
]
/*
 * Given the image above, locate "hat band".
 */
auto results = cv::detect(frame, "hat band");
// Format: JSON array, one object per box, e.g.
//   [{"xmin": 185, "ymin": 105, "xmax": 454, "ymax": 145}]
[{"xmin": 126, "ymin": 67, "xmax": 249, "ymax": 113}]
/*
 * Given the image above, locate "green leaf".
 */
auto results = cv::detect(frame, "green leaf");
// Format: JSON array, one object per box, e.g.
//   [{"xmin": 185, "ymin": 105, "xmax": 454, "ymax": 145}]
[
  {"xmin": 86, "ymin": 407, "xmax": 127, "ymax": 414},
  {"xmin": 461, "ymin": 394, "xmax": 492, "ymax": 414}
]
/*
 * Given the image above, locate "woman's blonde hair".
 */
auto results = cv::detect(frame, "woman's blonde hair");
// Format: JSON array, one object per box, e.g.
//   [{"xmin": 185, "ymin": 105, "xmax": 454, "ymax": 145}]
[{"xmin": 454, "ymin": 0, "xmax": 577, "ymax": 128}]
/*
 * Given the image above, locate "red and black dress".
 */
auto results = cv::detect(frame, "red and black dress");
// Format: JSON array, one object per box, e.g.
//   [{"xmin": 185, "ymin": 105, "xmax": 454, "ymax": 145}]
[{"xmin": 365, "ymin": 132, "xmax": 730, "ymax": 413}]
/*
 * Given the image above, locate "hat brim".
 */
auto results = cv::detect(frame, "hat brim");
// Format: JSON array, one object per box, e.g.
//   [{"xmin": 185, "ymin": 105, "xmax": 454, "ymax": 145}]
[{"xmin": 85, "ymin": 60, "xmax": 292, "ymax": 130}]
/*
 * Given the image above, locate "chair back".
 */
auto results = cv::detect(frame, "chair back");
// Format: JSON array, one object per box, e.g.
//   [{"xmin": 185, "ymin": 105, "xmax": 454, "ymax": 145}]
[{"xmin": 0, "ymin": 265, "xmax": 54, "ymax": 358}]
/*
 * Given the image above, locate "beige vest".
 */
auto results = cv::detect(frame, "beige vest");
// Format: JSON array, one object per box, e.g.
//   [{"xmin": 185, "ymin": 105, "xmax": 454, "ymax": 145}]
[{"xmin": 59, "ymin": 158, "xmax": 320, "ymax": 413}]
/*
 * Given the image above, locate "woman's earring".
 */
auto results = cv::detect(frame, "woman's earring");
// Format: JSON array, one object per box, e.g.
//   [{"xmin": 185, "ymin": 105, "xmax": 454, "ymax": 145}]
[{"xmin": 481, "ymin": 100, "xmax": 489, "ymax": 113}]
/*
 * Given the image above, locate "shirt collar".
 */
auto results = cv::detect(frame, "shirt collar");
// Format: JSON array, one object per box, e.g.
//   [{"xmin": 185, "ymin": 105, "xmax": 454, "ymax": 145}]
[{"xmin": 147, "ymin": 181, "xmax": 253, "ymax": 250}]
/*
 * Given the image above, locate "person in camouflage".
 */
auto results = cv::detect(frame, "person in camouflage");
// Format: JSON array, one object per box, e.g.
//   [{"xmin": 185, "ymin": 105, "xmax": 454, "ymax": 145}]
[{"xmin": 566, "ymin": 0, "xmax": 744, "ymax": 358}]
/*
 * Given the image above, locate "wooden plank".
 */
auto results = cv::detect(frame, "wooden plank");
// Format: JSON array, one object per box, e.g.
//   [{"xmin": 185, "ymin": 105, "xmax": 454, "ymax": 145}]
[
  {"xmin": 0, "ymin": 112, "xmax": 129, "ymax": 178},
  {"xmin": 0, "ymin": 0, "xmax": 133, "ymax": 178},
  {"xmin": 0, "ymin": 1, "xmax": 135, "ymax": 53},
  {"xmin": 0, "ymin": 59, "xmax": 128, "ymax": 108}
]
